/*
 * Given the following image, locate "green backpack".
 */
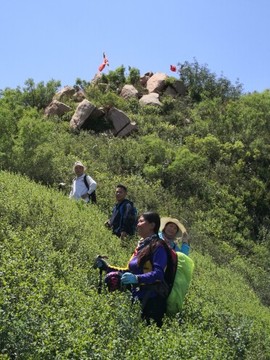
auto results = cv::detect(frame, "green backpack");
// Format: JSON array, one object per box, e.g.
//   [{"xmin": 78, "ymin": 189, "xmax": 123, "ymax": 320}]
[
  {"xmin": 158, "ymin": 241, "xmax": 194, "ymax": 316},
  {"xmin": 165, "ymin": 250, "xmax": 194, "ymax": 316}
]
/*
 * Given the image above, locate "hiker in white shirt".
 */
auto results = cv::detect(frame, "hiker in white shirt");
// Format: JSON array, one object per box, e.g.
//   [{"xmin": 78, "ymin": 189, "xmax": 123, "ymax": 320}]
[{"xmin": 69, "ymin": 161, "xmax": 97, "ymax": 203}]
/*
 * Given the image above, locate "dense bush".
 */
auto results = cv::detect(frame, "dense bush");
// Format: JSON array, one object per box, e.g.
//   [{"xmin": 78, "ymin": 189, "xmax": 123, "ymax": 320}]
[
  {"xmin": 178, "ymin": 58, "xmax": 243, "ymax": 102},
  {"xmin": 0, "ymin": 171, "xmax": 269, "ymax": 359},
  {"xmin": 1, "ymin": 61, "xmax": 270, "ymax": 357}
]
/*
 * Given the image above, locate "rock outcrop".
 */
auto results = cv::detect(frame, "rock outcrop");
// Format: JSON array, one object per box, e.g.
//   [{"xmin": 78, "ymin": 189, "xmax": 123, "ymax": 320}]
[
  {"xmin": 146, "ymin": 72, "xmax": 168, "ymax": 93},
  {"xmin": 44, "ymin": 100, "xmax": 71, "ymax": 117},
  {"xmin": 120, "ymin": 85, "xmax": 139, "ymax": 99},
  {"xmin": 107, "ymin": 108, "xmax": 138, "ymax": 137},
  {"xmin": 139, "ymin": 93, "xmax": 162, "ymax": 106},
  {"xmin": 53, "ymin": 85, "xmax": 86, "ymax": 102},
  {"xmin": 70, "ymin": 99, "xmax": 104, "ymax": 131},
  {"xmin": 45, "ymin": 70, "xmax": 187, "ymax": 137}
]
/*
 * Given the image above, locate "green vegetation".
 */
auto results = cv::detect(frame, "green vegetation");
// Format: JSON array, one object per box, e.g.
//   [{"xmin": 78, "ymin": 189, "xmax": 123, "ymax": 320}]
[{"xmin": 0, "ymin": 60, "xmax": 270, "ymax": 358}]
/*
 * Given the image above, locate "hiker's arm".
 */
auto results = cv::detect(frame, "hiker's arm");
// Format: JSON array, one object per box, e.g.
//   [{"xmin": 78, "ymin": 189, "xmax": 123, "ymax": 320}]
[
  {"xmin": 106, "ymin": 254, "xmax": 134, "ymax": 273},
  {"xmin": 95, "ymin": 260, "xmax": 129, "ymax": 273},
  {"xmin": 107, "ymin": 264, "xmax": 129, "ymax": 272},
  {"xmin": 84, "ymin": 175, "xmax": 97, "ymax": 195},
  {"xmin": 106, "ymin": 205, "xmax": 117, "ymax": 228},
  {"xmin": 136, "ymin": 246, "xmax": 167, "ymax": 285},
  {"xmin": 69, "ymin": 180, "xmax": 75, "ymax": 198},
  {"xmin": 180, "ymin": 242, "xmax": 190, "ymax": 256},
  {"xmin": 81, "ymin": 176, "xmax": 97, "ymax": 199},
  {"xmin": 180, "ymin": 232, "xmax": 190, "ymax": 255}
]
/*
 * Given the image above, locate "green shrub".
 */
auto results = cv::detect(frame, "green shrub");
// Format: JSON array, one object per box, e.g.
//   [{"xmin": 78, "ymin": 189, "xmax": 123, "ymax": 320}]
[{"xmin": 0, "ymin": 171, "xmax": 269, "ymax": 359}]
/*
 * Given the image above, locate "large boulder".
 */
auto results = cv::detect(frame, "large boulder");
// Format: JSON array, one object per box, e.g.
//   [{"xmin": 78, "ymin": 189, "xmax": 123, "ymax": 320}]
[
  {"xmin": 70, "ymin": 99, "xmax": 104, "ymax": 131},
  {"xmin": 72, "ymin": 88, "xmax": 86, "ymax": 102},
  {"xmin": 140, "ymin": 71, "xmax": 154, "ymax": 87},
  {"xmin": 120, "ymin": 84, "xmax": 139, "ymax": 99},
  {"xmin": 117, "ymin": 122, "xmax": 138, "ymax": 137},
  {"xmin": 44, "ymin": 100, "xmax": 71, "ymax": 117},
  {"xmin": 139, "ymin": 93, "xmax": 162, "ymax": 106},
  {"xmin": 107, "ymin": 107, "xmax": 137, "ymax": 136},
  {"xmin": 146, "ymin": 72, "xmax": 168, "ymax": 93},
  {"xmin": 53, "ymin": 86, "xmax": 76, "ymax": 101},
  {"xmin": 53, "ymin": 85, "xmax": 86, "ymax": 102}
]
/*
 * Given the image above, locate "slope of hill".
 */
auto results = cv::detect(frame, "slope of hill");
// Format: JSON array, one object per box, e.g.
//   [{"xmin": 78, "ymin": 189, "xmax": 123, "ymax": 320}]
[{"xmin": 0, "ymin": 171, "xmax": 269, "ymax": 359}]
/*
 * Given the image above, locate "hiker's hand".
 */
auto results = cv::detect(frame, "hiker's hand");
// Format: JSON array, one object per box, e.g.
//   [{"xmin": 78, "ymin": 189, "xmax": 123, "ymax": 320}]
[
  {"xmin": 104, "ymin": 220, "xmax": 111, "ymax": 229},
  {"xmin": 93, "ymin": 256, "xmax": 108, "ymax": 271},
  {"xmin": 182, "ymin": 232, "xmax": 190, "ymax": 244},
  {"xmin": 120, "ymin": 231, "xmax": 127, "ymax": 240},
  {"xmin": 121, "ymin": 272, "xmax": 138, "ymax": 285}
]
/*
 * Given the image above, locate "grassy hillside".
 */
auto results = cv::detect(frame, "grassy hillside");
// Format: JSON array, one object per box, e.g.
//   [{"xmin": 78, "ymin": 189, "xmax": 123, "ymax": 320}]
[{"xmin": 0, "ymin": 171, "xmax": 269, "ymax": 359}]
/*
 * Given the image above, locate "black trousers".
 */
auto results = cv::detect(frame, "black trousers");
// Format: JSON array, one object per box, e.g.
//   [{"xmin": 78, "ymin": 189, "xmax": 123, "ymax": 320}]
[{"xmin": 141, "ymin": 294, "xmax": 167, "ymax": 327}]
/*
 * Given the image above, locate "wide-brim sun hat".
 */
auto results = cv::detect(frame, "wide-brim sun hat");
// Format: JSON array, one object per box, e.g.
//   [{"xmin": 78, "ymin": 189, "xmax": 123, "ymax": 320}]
[
  {"xmin": 160, "ymin": 217, "xmax": 187, "ymax": 238},
  {"xmin": 73, "ymin": 161, "xmax": 86, "ymax": 170}
]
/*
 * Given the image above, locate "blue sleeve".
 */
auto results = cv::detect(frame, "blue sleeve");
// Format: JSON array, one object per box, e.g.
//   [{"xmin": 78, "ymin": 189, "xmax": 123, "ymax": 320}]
[
  {"xmin": 180, "ymin": 243, "xmax": 190, "ymax": 256},
  {"xmin": 158, "ymin": 233, "xmax": 183, "ymax": 253}
]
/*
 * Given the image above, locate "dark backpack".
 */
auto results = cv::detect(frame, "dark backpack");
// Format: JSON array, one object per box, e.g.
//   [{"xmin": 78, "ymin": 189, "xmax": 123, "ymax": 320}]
[
  {"xmin": 119, "ymin": 200, "xmax": 138, "ymax": 235},
  {"xmin": 83, "ymin": 174, "xmax": 97, "ymax": 204}
]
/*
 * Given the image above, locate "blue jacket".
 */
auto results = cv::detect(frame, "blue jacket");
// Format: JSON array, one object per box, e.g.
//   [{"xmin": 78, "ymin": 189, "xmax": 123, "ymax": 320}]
[
  {"xmin": 158, "ymin": 231, "xmax": 190, "ymax": 256},
  {"xmin": 109, "ymin": 199, "xmax": 136, "ymax": 236},
  {"xmin": 107, "ymin": 235, "xmax": 168, "ymax": 300}
]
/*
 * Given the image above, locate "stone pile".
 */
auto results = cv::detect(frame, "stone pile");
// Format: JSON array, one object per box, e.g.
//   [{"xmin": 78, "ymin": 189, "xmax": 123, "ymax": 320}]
[{"xmin": 44, "ymin": 72, "xmax": 186, "ymax": 137}]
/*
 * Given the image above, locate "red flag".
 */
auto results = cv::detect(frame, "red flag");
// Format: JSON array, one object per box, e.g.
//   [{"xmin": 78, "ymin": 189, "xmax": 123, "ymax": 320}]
[
  {"xmin": 103, "ymin": 52, "xmax": 109, "ymax": 66},
  {"xmin": 98, "ymin": 52, "xmax": 109, "ymax": 72},
  {"xmin": 170, "ymin": 65, "xmax": 177, "ymax": 72},
  {"xmin": 98, "ymin": 63, "xmax": 106, "ymax": 72}
]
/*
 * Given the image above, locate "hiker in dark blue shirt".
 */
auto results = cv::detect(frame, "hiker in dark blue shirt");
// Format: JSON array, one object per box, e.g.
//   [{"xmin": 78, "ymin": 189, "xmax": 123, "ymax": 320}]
[{"xmin": 105, "ymin": 184, "xmax": 137, "ymax": 240}]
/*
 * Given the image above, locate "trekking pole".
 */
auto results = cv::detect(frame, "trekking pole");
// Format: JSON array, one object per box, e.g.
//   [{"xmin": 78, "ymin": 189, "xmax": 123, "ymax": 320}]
[
  {"xmin": 98, "ymin": 268, "xmax": 103, "ymax": 294},
  {"xmin": 93, "ymin": 254, "xmax": 108, "ymax": 294}
]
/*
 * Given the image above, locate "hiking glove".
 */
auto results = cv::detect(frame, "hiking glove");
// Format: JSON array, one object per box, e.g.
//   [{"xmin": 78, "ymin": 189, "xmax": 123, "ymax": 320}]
[
  {"xmin": 93, "ymin": 256, "xmax": 108, "ymax": 271},
  {"xmin": 121, "ymin": 272, "xmax": 138, "ymax": 285}
]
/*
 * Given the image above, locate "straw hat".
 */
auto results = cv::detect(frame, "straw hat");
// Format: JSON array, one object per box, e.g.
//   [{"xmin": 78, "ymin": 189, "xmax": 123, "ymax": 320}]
[
  {"xmin": 73, "ymin": 161, "xmax": 86, "ymax": 170},
  {"xmin": 160, "ymin": 217, "xmax": 187, "ymax": 238}
]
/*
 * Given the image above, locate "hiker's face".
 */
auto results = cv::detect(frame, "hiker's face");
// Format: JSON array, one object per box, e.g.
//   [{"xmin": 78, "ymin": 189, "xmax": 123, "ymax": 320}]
[
  {"xmin": 164, "ymin": 223, "xmax": 179, "ymax": 239},
  {"xmin": 74, "ymin": 165, "xmax": 84, "ymax": 176},
  {"xmin": 115, "ymin": 187, "xmax": 126, "ymax": 202},
  {"xmin": 137, "ymin": 216, "xmax": 155, "ymax": 238}
]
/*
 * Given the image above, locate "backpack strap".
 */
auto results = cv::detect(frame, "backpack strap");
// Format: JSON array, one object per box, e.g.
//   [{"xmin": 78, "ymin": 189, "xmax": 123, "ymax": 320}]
[
  {"xmin": 83, "ymin": 174, "xmax": 89, "ymax": 189},
  {"xmin": 157, "ymin": 241, "xmax": 178, "ymax": 295},
  {"xmin": 83, "ymin": 174, "xmax": 97, "ymax": 204}
]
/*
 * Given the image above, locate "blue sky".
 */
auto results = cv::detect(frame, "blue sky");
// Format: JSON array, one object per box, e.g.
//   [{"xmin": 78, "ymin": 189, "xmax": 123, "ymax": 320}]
[{"xmin": 1, "ymin": 0, "xmax": 269, "ymax": 93}]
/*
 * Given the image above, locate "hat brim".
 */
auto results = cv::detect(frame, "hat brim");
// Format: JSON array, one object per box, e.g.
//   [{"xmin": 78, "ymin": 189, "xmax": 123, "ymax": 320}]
[
  {"xmin": 160, "ymin": 217, "xmax": 187, "ymax": 238},
  {"xmin": 73, "ymin": 162, "xmax": 86, "ymax": 171}
]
